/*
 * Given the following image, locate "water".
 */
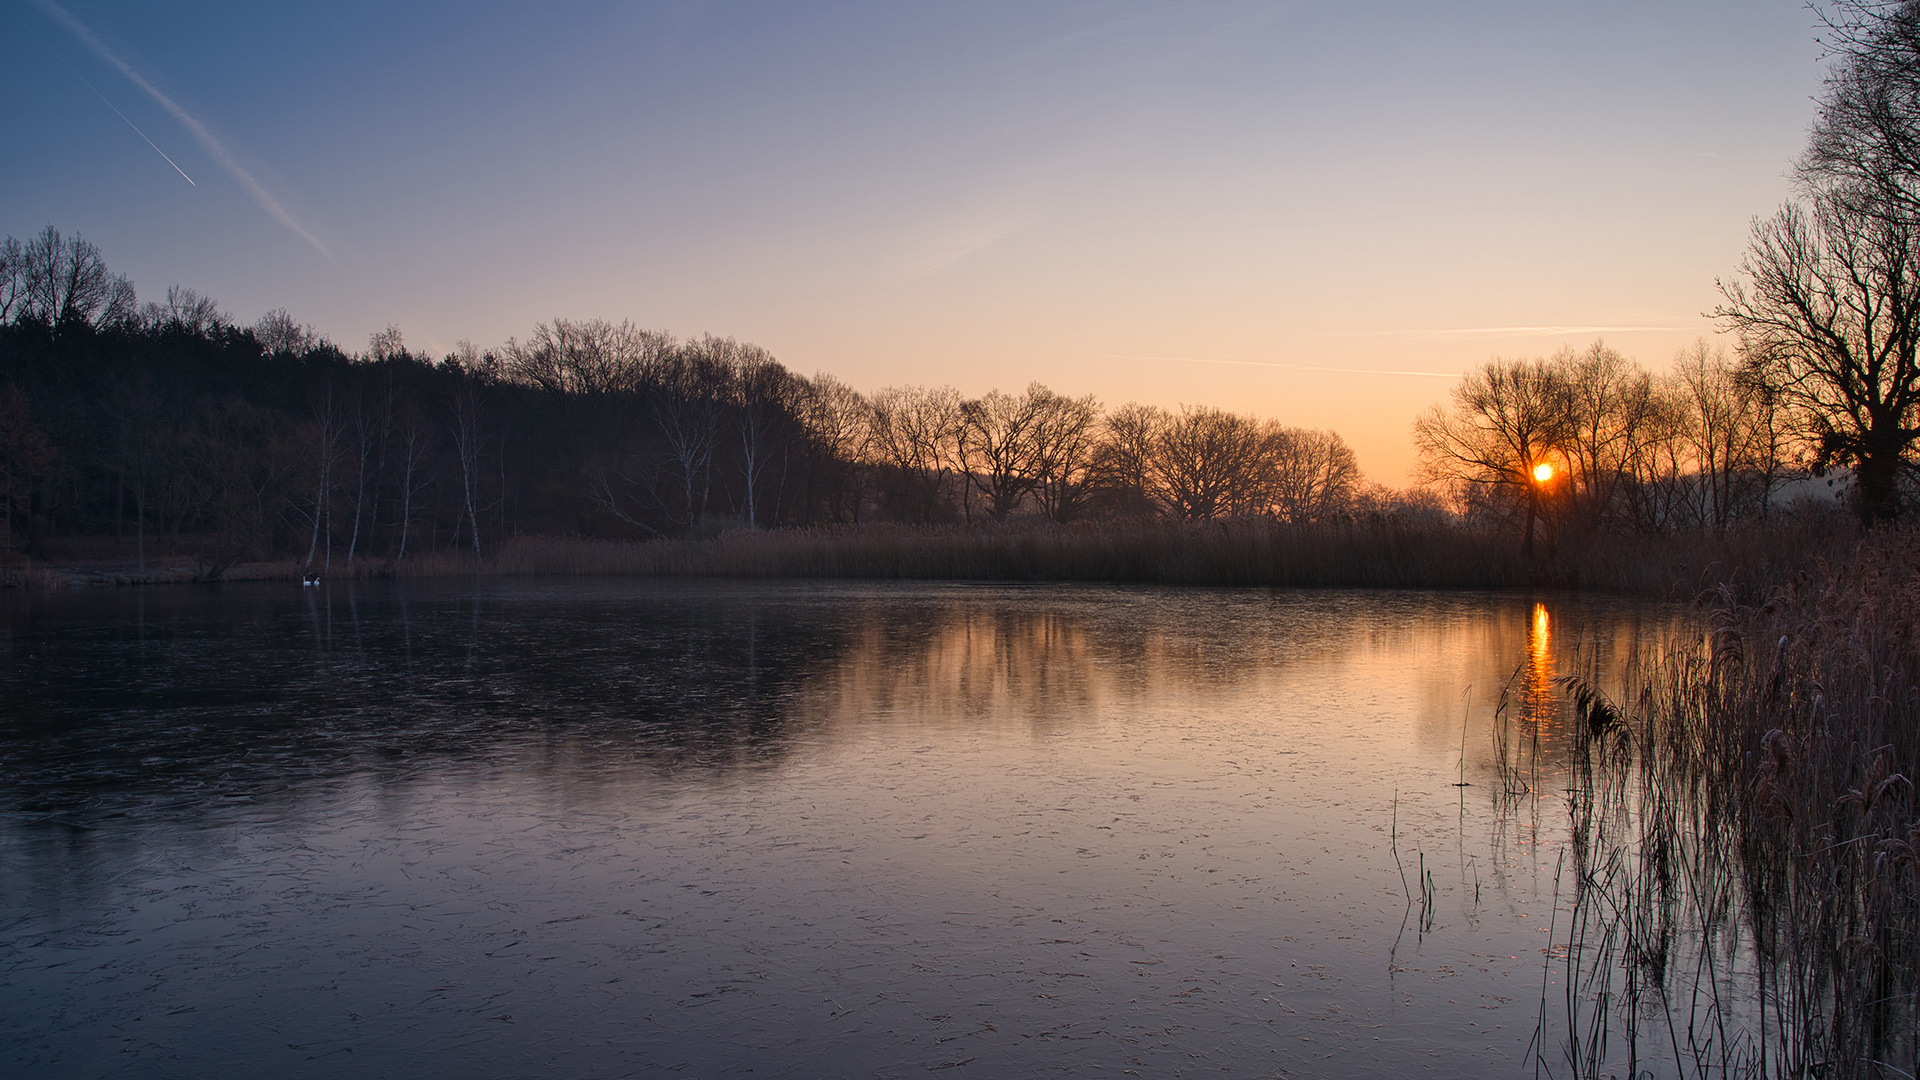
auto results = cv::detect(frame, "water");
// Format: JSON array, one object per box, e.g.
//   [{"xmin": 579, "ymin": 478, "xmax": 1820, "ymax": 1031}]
[{"xmin": 0, "ymin": 579, "xmax": 1689, "ymax": 1078}]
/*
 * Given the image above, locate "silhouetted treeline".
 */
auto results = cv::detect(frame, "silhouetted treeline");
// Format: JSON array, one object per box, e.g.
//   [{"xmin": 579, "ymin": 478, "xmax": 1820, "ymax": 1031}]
[
  {"xmin": 1412, "ymin": 341, "xmax": 1810, "ymax": 553},
  {"xmin": 0, "ymin": 227, "xmax": 1390, "ymax": 568}
]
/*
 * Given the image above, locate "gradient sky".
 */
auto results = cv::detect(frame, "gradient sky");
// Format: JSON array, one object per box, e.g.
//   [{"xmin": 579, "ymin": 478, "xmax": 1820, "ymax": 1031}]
[{"xmin": 1, "ymin": 1, "xmax": 1831, "ymax": 483}]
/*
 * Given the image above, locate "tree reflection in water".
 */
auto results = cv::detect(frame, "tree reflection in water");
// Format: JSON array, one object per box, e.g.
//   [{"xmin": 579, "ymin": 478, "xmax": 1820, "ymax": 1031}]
[{"xmin": 0, "ymin": 580, "xmax": 1690, "ymax": 1080}]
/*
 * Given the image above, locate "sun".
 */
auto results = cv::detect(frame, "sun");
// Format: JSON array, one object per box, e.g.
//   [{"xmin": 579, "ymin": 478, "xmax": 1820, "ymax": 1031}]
[{"xmin": 1532, "ymin": 462, "xmax": 1555, "ymax": 483}]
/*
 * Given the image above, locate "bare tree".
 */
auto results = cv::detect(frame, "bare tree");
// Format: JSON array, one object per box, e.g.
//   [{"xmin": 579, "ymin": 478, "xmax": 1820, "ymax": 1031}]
[
  {"xmin": 445, "ymin": 342, "xmax": 493, "ymax": 559},
  {"xmin": 301, "ymin": 383, "xmax": 345, "ymax": 572},
  {"xmin": 1554, "ymin": 342, "xmax": 1658, "ymax": 528},
  {"xmin": 1714, "ymin": 0, "xmax": 1920, "ymax": 522},
  {"xmin": 1666, "ymin": 340, "xmax": 1782, "ymax": 529},
  {"xmin": 1802, "ymin": 0, "xmax": 1920, "ymax": 220},
  {"xmin": 1030, "ymin": 388, "xmax": 1102, "ymax": 522},
  {"xmin": 1090, "ymin": 403, "xmax": 1165, "ymax": 517},
  {"xmin": 502, "ymin": 318, "xmax": 670, "ymax": 531},
  {"xmin": 1413, "ymin": 358, "xmax": 1568, "ymax": 554},
  {"xmin": 647, "ymin": 335, "xmax": 734, "ymax": 529},
  {"xmin": 390, "ymin": 396, "xmax": 434, "ymax": 560},
  {"xmin": 342, "ymin": 362, "xmax": 400, "ymax": 567},
  {"xmin": 1149, "ymin": 406, "xmax": 1267, "ymax": 521},
  {"xmin": 732, "ymin": 345, "xmax": 796, "ymax": 529},
  {"xmin": 1266, "ymin": 425, "xmax": 1359, "ymax": 523},
  {"xmin": 868, "ymin": 385, "xmax": 963, "ymax": 523},
  {"xmin": 1716, "ymin": 195, "xmax": 1920, "ymax": 521},
  {"xmin": 958, "ymin": 384, "xmax": 1052, "ymax": 521},
  {"xmin": 141, "ymin": 285, "xmax": 224, "ymax": 334},
  {"xmin": 254, "ymin": 309, "xmax": 320, "ymax": 356},
  {"xmin": 0, "ymin": 237, "xmax": 25, "ymax": 324},
  {"xmin": 794, "ymin": 372, "xmax": 872, "ymax": 524},
  {"xmin": 12, "ymin": 227, "xmax": 136, "ymax": 329}
]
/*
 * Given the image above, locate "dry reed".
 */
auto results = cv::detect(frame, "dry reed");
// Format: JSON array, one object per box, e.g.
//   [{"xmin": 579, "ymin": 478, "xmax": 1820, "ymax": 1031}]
[
  {"xmin": 380, "ymin": 516, "xmax": 1854, "ymax": 597},
  {"xmin": 1539, "ymin": 527, "xmax": 1920, "ymax": 1079}
]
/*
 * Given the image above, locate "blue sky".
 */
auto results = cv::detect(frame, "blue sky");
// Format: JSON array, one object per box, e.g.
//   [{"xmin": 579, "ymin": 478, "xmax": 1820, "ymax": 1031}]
[{"xmin": 1, "ymin": 1, "xmax": 1830, "ymax": 481}]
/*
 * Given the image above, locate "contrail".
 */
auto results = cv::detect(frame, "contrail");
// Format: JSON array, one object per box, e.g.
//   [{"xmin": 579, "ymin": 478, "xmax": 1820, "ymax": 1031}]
[
  {"xmin": 1428, "ymin": 325, "xmax": 1682, "ymax": 337},
  {"xmin": 31, "ymin": 29, "xmax": 195, "ymax": 185},
  {"xmin": 1322, "ymin": 325, "xmax": 1689, "ymax": 340},
  {"xmin": 32, "ymin": 0, "xmax": 329, "ymax": 258},
  {"xmin": 1106, "ymin": 353, "xmax": 1461, "ymax": 379}
]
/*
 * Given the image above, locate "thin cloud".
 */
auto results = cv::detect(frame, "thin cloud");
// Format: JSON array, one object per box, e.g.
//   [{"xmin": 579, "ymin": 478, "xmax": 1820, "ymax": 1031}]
[
  {"xmin": 1106, "ymin": 353, "xmax": 1460, "ymax": 379},
  {"xmin": 1430, "ymin": 325, "xmax": 1683, "ymax": 337},
  {"xmin": 1328, "ymin": 325, "xmax": 1689, "ymax": 340},
  {"xmin": 901, "ymin": 213, "xmax": 1029, "ymax": 280},
  {"xmin": 33, "ymin": 0, "xmax": 329, "ymax": 258}
]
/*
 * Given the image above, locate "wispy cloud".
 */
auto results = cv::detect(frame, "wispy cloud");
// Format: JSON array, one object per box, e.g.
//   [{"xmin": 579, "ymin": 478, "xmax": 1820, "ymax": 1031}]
[
  {"xmin": 895, "ymin": 204, "xmax": 1033, "ymax": 280},
  {"xmin": 1324, "ymin": 324, "xmax": 1690, "ymax": 340},
  {"xmin": 33, "ymin": 0, "xmax": 329, "ymax": 258},
  {"xmin": 1429, "ymin": 325, "xmax": 1683, "ymax": 337},
  {"xmin": 1103, "ymin": 353, "xmax": 1460, "ymax": 379}
]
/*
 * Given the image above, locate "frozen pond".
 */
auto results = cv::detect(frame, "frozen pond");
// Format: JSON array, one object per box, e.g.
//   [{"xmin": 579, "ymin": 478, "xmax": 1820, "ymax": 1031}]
[{"xmin": 0, "ymin": 579, "xmax": 1687, "ymax": 1078}]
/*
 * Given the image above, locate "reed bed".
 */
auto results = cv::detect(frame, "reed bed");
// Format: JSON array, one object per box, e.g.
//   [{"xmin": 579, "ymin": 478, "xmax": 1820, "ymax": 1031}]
[
  {"xmin": 1537, "ymin": 528, "xmax": 1920, "ymax": 1078},
  {"xmin": 385, "ymin": 516, "xmax": 1852, "ymax": 597}
]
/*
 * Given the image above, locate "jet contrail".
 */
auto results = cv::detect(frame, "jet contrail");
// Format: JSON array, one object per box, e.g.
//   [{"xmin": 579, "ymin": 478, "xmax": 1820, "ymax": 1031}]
[
  {"xmin": 33, "ymin": 0, "xmax": 329, "ymax": 258},
  {"xmin": 1429, "ymin": 325, "xmax": 1681, "ymax": 337},
  {"xmin": 32, "ymin": 29, "xmax": 195, "ymax": 185},
  {"xmin": 1107, "ymin": 353, "xmax": 1461, "ymax": 379}
]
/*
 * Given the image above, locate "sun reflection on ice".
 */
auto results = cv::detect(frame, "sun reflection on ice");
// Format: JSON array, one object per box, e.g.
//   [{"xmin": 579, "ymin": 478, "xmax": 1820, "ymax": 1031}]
[{"xmin": 1524, "ymin": 601, "xmax": 1557, "ymax": 726}]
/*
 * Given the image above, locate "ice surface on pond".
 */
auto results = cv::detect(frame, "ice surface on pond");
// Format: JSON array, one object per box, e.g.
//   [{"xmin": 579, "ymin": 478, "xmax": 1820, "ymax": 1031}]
[{"xmin": 0, "ymin": 580, "xmax": 1685, "ymax": 1078}]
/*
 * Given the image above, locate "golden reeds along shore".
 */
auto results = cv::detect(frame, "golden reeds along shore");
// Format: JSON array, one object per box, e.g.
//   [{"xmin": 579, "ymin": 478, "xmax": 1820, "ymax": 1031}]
[
  {"xmin": 6, "ymin": 516, "xmax": 1856, "ymax": 596},
  {"xmin": 1538, "ymin": 527, "xmax": 1920, "ymax": 1077}
]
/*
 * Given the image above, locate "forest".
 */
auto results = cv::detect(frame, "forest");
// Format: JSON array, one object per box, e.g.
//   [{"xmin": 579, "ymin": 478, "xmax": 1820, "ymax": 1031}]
[{"xmin": 0, "ymin": 222, "xmax": 1846, "ymax": 579}]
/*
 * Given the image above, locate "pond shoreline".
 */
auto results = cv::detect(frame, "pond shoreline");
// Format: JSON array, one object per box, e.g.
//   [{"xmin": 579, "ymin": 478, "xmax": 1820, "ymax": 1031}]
[{"xmin": 3, "ymin": 516, "xmax": 1856, "ymax": 598}]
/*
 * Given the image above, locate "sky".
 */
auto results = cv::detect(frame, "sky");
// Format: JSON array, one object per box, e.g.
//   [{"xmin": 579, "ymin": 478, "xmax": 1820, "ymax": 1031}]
[{"xmin": 1, "ymin": 0, "xmax": 1833, "ymax": 484}]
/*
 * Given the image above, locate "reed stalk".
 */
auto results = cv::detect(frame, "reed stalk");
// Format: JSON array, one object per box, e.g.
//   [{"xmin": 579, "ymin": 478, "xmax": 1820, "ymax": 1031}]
[{"xmin": 1542, "ymin": 528, "xmax": 1920, "ymax": 1079}]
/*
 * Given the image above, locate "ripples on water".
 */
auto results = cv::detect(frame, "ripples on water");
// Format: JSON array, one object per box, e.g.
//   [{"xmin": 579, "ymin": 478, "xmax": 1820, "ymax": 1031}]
[{"xmin": 0, "ymin": 580, "xmax": 1689, "ymax": 1078}]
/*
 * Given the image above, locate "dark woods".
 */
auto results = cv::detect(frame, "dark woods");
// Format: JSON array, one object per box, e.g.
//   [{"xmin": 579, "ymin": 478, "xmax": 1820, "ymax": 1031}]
[{"xmin": 0, "ymin": 226, "xmax": 1384, "ymax": 572}]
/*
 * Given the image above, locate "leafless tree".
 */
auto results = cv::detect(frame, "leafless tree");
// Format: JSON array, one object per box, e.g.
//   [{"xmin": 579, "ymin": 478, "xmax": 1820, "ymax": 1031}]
[
  {"xmin": 1802, "ymin": 0, "xmax": 1920, "ymax": 220},
  {"xmin": 647, "ymin": 334, "xmax": 735, "ymax": 528},
  {"xmin": 732, "ymin": 345, "xmax": 797, "ymax": 529},
  {"xmin": 1666, "ymin": 340, "xmax": 1783, "ymax": 529},
  {"xmin": 868, "ymin": 384, "xmax": 963, "ymax": 523},
  {"xmin": 390, "ymin": 396, "xmax": 434, "ymax": 560},
  {"xmin": 11, "ymin": 227, "xmax": 136, "ymax": 329},
  {"xmin": 342, "ymin": 361, "xmax": 401, "ymax": 567},
  {"xmin": 445, "ymin": 341, "xmax": 493, "ymax": 559},
  {"xmin": 254, "ymin": 308, "xmax": 320, "ymax": 356},
  {"xmin": 301, "ymin": 383, "xmax": 345, "ymax": 571},
  {"xmin": 141, "ymin": 285, "xmax": 224, "ymax": 334},
  {"xmin": 503, "ymin": 319, "xmax": 663, "ymax": 455},
  {"xmin": 1413, "ymin": 358, "xmax": 1568, "ymax": 554},
  {"xmin": 1090, "ymin": 403, "xmax": 1165, "ymax": 517},
  {"xmin": 1716, "ymin": 195, "xmax": 1920, "ymax": 521},
  {"xmin": 1708, "ymin": 0, "xmax": 1920, "ymax": 522},
  {"xmin": 0, "ymin": 237, "xmax": 25, "ymax": 325},
  {"xmin": 1149, "ymin": 406, "xmax": 1267, "ymax": 521},
  {"xmin": 1265, "ymin": 425, "xmax": 1359, "ymax": 523},
  {"xmin": 793, "ymin": 372, "xmax": 872, "ymax": 523},
  {"xmin": 1031, "ymin": 388, "xmax": 1102, "ymax": 522},
  {"xmin": 958, "ymin": 384, "xmax": 1053, "ymax": 521},
  {"xmin": 503, "ymin": 318, "xmax": 671, "ymax": 530},
  {"xmin": 1553, "ymin": 342, "xmax": 1658, "ymax": 528}
]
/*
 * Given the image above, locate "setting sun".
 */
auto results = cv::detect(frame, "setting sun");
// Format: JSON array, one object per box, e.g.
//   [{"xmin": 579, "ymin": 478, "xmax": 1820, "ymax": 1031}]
[{"xmin": 1533, "ymin": 463, "xmax": 1555, "ymax": 483}]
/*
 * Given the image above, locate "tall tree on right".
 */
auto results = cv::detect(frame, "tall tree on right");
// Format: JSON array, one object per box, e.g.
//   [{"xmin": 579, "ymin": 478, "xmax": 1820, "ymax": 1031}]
[{"xmin": 1718, "ymin": 0, "xmax": 1920, "ymax": 523}]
